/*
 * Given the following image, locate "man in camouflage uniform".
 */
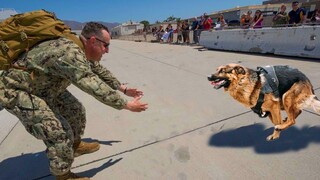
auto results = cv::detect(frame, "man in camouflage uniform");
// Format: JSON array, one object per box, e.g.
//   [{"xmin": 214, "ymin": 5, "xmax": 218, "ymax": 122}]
[{"xmin": 0, "ymin": 22, "xmax": 148, "ymax": 180}]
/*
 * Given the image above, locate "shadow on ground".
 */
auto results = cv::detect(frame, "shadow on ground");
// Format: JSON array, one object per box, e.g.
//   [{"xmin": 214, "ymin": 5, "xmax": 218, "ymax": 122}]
[
  {"xmin": 77, "ymin": 158, "xmax": 122, "ymax": 178},
  {"xmin": 82, "ymin": 138, "xmax": 122, "ymax": 146},
  {"xmin": 0, "ymin": 151, "xmax": 50, "ymax": 179},
  {"xmin": 209, "ymin": 123, "xmax": 320, "ymax": 154},
  {"xmin": 0, "ymin": 139, "xmax": 122, "ymax": 179}
]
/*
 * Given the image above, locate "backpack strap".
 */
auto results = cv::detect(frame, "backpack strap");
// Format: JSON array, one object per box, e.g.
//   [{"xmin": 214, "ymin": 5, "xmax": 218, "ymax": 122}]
[{"xmin": 64, "ymin": 34, "xmax": 84, "ymax": 51}]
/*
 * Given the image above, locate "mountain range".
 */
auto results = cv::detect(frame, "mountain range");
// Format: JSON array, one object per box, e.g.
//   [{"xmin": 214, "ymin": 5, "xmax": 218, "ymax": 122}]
[{"xmin": 63, "ymin": 20, "xmax": 121, "ymax": 30}]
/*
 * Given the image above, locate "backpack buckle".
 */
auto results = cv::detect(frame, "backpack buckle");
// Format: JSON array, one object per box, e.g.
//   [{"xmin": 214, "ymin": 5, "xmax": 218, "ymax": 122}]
[
  {"xmin": 20, "ymin": 31, "xmax": 28, "ymax": 41},
  {"xmin": 0, "ymin": 40, "xmax": 9, "ymax": 53}
]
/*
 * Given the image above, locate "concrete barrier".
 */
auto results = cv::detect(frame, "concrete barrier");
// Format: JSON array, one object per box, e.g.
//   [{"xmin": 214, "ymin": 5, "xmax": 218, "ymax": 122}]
[{"xmin": 199, "ymin": 26, "xmax": 320, "ymax": 59}]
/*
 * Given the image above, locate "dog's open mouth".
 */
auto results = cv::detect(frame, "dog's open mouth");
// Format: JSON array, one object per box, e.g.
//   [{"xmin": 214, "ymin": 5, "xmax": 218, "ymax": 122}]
[
  {"xmin": 210, "ymin": 79, "xmax": 228, "ymax": 89},
  {"xmin": 208, "ymin": 75, "xmax": 230, "ymax": 89}
]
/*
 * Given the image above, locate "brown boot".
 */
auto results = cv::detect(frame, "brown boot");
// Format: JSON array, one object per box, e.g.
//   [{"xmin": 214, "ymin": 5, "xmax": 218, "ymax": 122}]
[
  {"xmin": 74, "ymin": 141, "xmax": 100, "ymax": 157},
  {"xmin": 55, "ymin": 171, "xmax": 90, "ymax": 180}
]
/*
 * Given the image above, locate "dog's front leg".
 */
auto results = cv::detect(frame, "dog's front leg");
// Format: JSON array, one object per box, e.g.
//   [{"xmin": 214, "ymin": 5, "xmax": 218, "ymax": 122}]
[{"xmin": 265, "ymin": 105, "xmax": 282, "ymax": 141}]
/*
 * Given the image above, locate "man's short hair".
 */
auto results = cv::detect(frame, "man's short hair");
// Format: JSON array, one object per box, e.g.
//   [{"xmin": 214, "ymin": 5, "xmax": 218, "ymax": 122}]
[
  {"xmin": 292, "ymin": 1, "xmax": 299, "ymax": 5},
  {"xmin": 81, "ymin": 22, "xmax": 109, "ymax": 39}
]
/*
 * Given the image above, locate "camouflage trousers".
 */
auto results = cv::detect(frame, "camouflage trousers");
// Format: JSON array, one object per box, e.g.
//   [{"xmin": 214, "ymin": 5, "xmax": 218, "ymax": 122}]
[{"xmin": 0, "ymin": 79, "xmax": 86, "ymax": 175}]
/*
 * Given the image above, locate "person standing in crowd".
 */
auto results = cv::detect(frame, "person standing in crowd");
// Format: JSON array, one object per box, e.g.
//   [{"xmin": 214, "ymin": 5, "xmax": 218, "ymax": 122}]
[
  {"xmin": 202, "ymin": 14, "xmax": 213, "ymax": 31},
  {"xmin": 273, "ymin": 4, "xmax": 289, "ymax": 26},
  {"xmin": 175, "ymin": 21, "xmax": 183, "ymax": 44},
  {"xmin": 214, "ymin": 13, "xmax": 228, "ymax": 30},
  {"xmin": 310, "ymin": 9, "xmax": 320, "ymax": 24},
  {"xmin": 242, "ymin": 10, "xmax": 253, "ymax": 28},
  {"xmin": 0, "ymin": 22, "xmax": 148, "ymax": 180},
  {"xmin": 166, "ymin": 23, "xmax": 174, "ymax": 43},
  {"xmin": 251, "ymin": 10, "xmax": 264, "ymax": 28},
  {"xmin": 288, "ymin": 1, "xmax": 306, "ymax": 25},
  {"xmin": 240, "ymin": 13, "xmax": 247, "ymax": 27},
  {"xmin": 143, "ymin": 25, "xmax": 149, "ymax": 41},
  {"xmin": 157, "ymin": 25, "xmax": 165, "ymax": 42},
  {"xmin": 197, "ymin": 14, "xmax": 205, "ymax": 42},
  {"xmin": 191, "ymin": 17, "xmax": 200, "ymax": 44},
  {"xmin": 181, "ymin": 20, "xmax": 190, "ymax": 44}
]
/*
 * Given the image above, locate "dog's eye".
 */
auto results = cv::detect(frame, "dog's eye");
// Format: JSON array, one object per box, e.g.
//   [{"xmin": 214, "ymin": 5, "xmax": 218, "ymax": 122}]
[{"xmin": 226, "ymin": 69, "xmax": 233, "ymax": 73}]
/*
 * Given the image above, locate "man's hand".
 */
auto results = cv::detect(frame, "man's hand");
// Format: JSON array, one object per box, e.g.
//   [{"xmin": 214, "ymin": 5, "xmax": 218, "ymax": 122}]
[
  {"xmin": 119, "ymin": 84, "xmax": 143, "ymax": 97},
  {"xmin": 125, "ymin": 88, "xmax": 144, "ymax": 98},
  {"xmin": 124, "ymin": 96, "xmax": 148, "ymax": 112}
]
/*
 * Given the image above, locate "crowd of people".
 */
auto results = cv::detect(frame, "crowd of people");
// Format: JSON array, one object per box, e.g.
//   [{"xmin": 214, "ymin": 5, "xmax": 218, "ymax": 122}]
[
  {"xmin": 150, "ymin": 13, "xmax": 213, "ymax": 45},
  {"xmin": 239, "ymin": 1, "xmax": 319, "ymax": 28},
  {"xmin": 146, "ymin": 1, "xmax": 319, "ymax": 45}
]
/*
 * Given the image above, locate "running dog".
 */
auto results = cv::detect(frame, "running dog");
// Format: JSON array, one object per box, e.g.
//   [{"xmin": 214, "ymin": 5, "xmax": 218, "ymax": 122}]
[{"xmin": 208, "ymin": 63, "xmax": 320, "ymax": 141}]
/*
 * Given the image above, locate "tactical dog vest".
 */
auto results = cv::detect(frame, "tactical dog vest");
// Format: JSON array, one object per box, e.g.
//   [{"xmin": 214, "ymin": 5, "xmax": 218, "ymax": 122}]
[{"xmin": 251, "ymin": 65, "xmax": 280, "ymax": 118}]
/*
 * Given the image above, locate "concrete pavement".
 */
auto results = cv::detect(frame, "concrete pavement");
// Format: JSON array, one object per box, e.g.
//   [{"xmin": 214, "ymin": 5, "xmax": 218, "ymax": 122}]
[{"xmin": 0, "ymin": 40, "xmax": 320, "ymax": 180}]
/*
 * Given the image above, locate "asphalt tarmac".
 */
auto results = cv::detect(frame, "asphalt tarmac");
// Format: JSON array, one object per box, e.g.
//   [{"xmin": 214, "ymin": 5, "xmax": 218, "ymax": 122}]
[{"xmin": 0, "ymin": 40, "xmax": 319, "ymax": 180}]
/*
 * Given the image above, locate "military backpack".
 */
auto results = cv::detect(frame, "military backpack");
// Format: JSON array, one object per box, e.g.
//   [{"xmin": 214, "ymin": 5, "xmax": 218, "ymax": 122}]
[{"xmin": 0, "ymin": 9, "xmax": 84, "ymax": 70}]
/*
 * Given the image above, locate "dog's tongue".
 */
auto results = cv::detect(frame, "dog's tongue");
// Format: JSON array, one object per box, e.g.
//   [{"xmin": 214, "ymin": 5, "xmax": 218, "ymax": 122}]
[
  {"xmin": 211, "ymin": 81, "xmax": 221, "ymax": 86},
  {"xmin": 211, "ymin": 82, "xmax": 217, "ymax": 86},
  {"xmin": 210, "ymin": 80, "xmax": 225, "ymax": 89}
]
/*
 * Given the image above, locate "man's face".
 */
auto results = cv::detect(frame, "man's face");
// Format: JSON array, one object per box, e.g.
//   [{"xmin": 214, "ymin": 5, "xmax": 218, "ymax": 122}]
[
  {"xmin": 292, "ymin": 3, "xmax": 299, "ymax": 10},
  {"xmin": 87, "ymin": 29, "xmax": 110, "ymax": 62}
]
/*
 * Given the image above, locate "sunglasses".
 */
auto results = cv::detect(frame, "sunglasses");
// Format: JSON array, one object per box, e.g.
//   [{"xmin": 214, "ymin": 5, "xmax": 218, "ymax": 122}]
[
  {"xmin": 87, "ymin": 36, "xmax": 110, "ymax": 48},
  {"xmin": 95, "ymin": 37, "xmax": 110, "ymax": 48}
]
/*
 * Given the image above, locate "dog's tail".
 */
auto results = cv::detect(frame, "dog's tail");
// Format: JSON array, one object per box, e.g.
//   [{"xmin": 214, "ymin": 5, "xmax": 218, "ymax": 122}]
[{"xmin": 303, "ymin": 95, "xmax": 320, "ymax": 114}]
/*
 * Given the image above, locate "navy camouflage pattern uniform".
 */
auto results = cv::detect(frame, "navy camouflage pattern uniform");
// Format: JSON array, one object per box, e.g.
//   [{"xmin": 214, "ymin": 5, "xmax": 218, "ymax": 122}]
[{"xmin": 0, "ymin": 37, "xmax": 126, "ymax": 175}]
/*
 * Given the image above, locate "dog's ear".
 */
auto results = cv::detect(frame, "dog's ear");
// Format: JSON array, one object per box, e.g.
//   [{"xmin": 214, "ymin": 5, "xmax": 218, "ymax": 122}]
[{"xmin": 234, "ymin": 66, "xmax": 246, "ymax": 75}]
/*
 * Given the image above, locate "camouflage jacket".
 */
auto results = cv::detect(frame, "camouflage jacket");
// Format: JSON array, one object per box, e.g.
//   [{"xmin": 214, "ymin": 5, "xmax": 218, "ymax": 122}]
[
  {"xmin": 0, "ymin": 38, "xmax": 127, "ymax": 110},
  {"xmin": 90, "ymin": 61, "xmax": 121, "ymax": 90}
]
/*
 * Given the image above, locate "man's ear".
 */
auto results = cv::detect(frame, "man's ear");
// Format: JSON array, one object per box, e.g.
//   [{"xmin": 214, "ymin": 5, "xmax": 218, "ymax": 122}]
[
  {"xmin": 234, "ymin": 66, "xmax": 246, "ymax": 75},
  {"xmin": 79, "ymin": 35, "xmax": 88, "ymax": 46}
]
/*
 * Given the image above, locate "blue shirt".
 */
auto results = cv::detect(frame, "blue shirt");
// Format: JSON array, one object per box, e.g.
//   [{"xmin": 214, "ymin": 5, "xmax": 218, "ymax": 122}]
[{"xmin": 191, "ymin": 20, "xmax": 199, "ymax": 30}]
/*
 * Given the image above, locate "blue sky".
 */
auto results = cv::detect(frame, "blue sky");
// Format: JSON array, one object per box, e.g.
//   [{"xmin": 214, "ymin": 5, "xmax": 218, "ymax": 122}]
[{"xmin": 1, "ymin": 0, "xmax": 263, "ymax": 23}]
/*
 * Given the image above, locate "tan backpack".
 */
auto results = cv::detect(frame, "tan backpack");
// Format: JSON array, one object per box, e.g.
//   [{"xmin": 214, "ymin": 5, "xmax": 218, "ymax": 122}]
[{"xmin": 0, "ymin": 9, "xmax": 84, "ymax": 70}]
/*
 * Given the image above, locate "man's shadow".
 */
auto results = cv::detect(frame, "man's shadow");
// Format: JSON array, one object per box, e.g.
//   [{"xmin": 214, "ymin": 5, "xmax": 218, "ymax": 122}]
[
  {"xmin": 77, "ymin": 158, "xmax": 122, "ymax": 178},
  {"xmin": 81, "ymin": 138, "xmax": 122, "ymax": 146},
  {"xmin": 0, "ymin": 139, "xmax": 122, "ymax": 179},
  {"xmin": 209, "ymin": 124, "xmax": 320, "ymax": 154}
]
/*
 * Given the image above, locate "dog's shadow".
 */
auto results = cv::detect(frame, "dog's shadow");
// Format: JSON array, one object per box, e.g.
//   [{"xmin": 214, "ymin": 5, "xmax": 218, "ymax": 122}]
[
  {"xmin": 209, "ymin": 124, "xmax": 320, "ymax": 154},
  {"xmin": 0, "ymin": 139, "xmax": 122, "ymax": 179}
]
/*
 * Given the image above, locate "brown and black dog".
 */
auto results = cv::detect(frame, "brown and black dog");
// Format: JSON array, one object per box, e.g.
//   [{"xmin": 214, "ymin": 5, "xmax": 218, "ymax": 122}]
[{"xmin": 208, "ymin": 63, "xmax": 320, "ymax": 141}]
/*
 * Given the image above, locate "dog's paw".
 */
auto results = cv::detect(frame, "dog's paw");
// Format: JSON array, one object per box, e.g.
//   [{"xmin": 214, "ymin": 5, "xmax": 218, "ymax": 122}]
[
  {"xmin": 274, "ymin": 125, "xmax": 282, "ymax": 131},
  {"xmin": 266, "ymin": 134, "xmax": 279, "ymax": 141}
]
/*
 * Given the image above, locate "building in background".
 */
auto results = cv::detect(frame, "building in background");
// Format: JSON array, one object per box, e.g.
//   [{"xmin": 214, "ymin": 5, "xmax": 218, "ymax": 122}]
[{"xmin": 111, "ymin": 21, "xmax": 144, "ymax": 37}]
